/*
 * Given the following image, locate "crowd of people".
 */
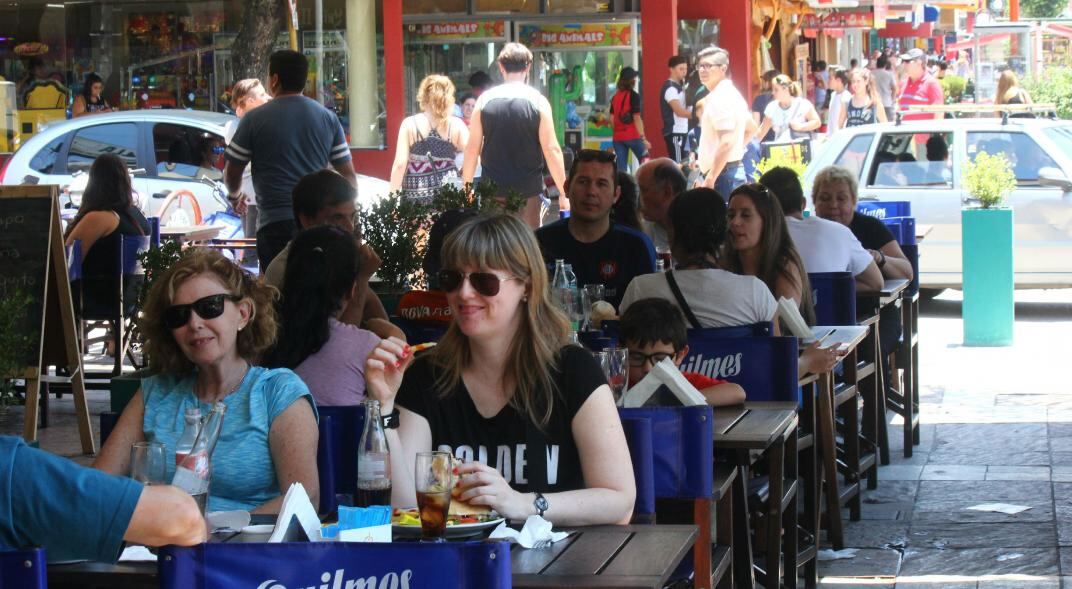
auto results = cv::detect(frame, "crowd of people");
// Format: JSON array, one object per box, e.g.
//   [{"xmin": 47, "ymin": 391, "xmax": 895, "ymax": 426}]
[{"xmin": 4, "ymin": 41, "xmax": 927, "ymax": 567}]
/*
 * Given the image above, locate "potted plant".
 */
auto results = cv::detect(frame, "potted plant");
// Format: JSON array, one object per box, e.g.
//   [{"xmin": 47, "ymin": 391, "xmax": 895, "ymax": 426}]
[
  {"xmin": 961, "ymin": 151, "xmax": 1017, "ymax": 346},
  {"xmin": 0, "ymin": 289, "xmax": 33, "ymax": 413}
]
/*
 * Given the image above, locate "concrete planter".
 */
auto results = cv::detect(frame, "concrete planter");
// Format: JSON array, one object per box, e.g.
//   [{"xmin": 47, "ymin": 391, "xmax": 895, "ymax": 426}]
[{"xmin": 962, "ymin": 207, "xmax": 1014, "ymax": 346}]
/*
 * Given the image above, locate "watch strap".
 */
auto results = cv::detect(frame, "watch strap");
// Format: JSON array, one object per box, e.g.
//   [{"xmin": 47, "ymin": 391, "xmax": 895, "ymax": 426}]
[
  {"xmin": 381, "ymin": 408, "xmax": 400, "ymax": 429},
  {"xmin": 534, "ymin": 492, "xmax": 547, "ymax": 517}
]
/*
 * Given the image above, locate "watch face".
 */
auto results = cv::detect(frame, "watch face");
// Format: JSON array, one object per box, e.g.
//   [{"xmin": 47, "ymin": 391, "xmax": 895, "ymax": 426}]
[{"xmin": 535, "ymin": 496, "xmax": 549, "ymax": 511}]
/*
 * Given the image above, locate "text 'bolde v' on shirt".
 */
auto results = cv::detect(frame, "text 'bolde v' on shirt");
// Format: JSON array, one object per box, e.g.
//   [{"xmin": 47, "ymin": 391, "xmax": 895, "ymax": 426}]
[
  {"xmin": 395, "ymin": 346, "xmax": 606, "ymax": 493},
  {"xmin": 475, "ymin": 81, "xmax": 546, "ymax": 197}
]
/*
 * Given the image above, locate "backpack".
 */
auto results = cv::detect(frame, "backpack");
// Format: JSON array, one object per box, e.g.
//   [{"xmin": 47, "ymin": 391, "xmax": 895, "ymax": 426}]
[
  {"xmin": 402, "ymin": 117, "xmax": 459, "ymax": 205},
  {"xmin": 616, "ymin": 91, "xmax": 635, "ymax": 125}
]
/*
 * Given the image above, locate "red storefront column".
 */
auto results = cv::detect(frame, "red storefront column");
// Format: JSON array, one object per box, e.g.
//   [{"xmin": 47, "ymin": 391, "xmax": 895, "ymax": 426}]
[
  {"xmin": 353, "ymin": 0, "xmax": 404, "ymax": 180},
  {"xmin": 679, "ymin": 0, "xmax": 754, "ymax": 103},
  {"xmin": 641, "ymin": 0, "xmax": 678, "ymax": 158}
]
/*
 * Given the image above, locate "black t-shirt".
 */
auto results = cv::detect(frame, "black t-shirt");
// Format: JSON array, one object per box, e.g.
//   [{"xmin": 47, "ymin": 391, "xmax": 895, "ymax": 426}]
[
  {"xmin": 849, "ymin": 212, "xmax": 896, "ymax": 251},
  {"xmin": 395, "ymin": 346, "xmax": 606, "ymax": 493},
  {"xmin": 659, "ymin": 79, "xmax": 682, "ymax": 136},
  {"xmin": 752, "ymin": 92, "xmax": 776, "ymax": 142},
  {"xmin": 535, "ymin": 219, "xmax": 656, "ymax": 309}
]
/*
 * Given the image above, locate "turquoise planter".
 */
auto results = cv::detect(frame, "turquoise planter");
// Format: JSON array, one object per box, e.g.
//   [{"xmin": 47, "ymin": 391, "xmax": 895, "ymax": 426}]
[{"xmin": 962, "ymin": 207, "xmax": 1014, "ymax": 346}]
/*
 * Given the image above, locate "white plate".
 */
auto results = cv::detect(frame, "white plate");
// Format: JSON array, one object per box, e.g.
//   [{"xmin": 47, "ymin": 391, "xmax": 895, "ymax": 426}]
[{"xmin": 392, "ymin": 517, "xmax": 505, "ymax": 539}]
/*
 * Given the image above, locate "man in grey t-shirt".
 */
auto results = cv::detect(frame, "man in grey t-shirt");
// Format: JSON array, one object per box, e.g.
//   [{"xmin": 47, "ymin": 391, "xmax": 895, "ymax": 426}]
[{"xmin": 225, "ymin": 50, "xmax": 356, "ymax": 271}]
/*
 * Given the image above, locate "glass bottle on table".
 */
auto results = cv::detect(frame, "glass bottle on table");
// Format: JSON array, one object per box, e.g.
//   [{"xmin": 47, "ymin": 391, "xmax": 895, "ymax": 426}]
[
  {"xmin": 355, "ymin": 399, "xmax": 392, "ymax": 508},
  {"xmin": 171, "ymin": 401, "xmax": 226, "ymax": 515},
  {"xmin": 551, "ymin": 259, "xmax": 578, "ymax": 330},
  {"xmin": 174, "ymin": 407, "xmax": 202, "ymax": 466}
]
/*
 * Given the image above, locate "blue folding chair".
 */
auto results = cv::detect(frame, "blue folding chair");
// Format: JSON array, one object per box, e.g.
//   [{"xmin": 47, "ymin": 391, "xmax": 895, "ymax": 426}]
[
  {"xmin": 619, "ymin": 406, "xmax": 719, "ymax": 589},
  {"xmin": 687, "ymin": 321, "xmax": 774, "ymax": 345},
  {"xmin": 619, "ymin": 416, "xmax": 656, "ymax": 523},
  {"xmin": 315, "ymin": 404, "xmax": 365, "ymax": 514},
  {"xmin": 0, "ymin": 548, "xmax": 46, "ymax": 589},
  {"xmin": 856, "ymin": 200, "xmax": 911, "ymax": 219},
  {"xmin": 891, "ymin": 243, "xmax": 921, "ymax": 458},
  {"xmin": 148, "ymin": 216, "xmax": 161, "ymax": 248},
  {"xmin": 883, "ymin": 216, "xmax": 917, "ymax": 246},
  {"xmin": 809, "ymin": 271, "xmax": 857, "ymax": 326},
  {"xmin": 159, "ymin": 541, "xmax": 511, "ymax": 589},
  {"xmin": 680, "ymin": 335, "xmax": 800, "ymax": 405}
]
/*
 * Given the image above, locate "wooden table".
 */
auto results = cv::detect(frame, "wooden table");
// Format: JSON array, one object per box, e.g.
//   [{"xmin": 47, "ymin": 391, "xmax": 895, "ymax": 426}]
[
  {"xmin": 49, "ymin": 525, "xmax": 698, "ymax": 589},
  {"xmin": 159, "ymin": 225, "xmax": 222, "ymax": 244},
  {"xmin": 858, "ymin": 278, "xmax": 911, "ymax": 468},
  {"xmin": 512, "ymin": 525, "xmax": 697, "ymax": 589},
  {"xmin": 916, "ymin": 224, "xmax": 933, "ymax": 241},
  {"xmin": 714, "ymin": 402, "xmax": 799, "ymax": 589}
]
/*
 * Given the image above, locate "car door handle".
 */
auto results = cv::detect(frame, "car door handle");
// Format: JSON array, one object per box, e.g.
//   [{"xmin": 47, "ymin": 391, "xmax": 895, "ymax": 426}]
[{"xmin": 152, "ymin": 191, "xmax": 171, "ymax": 199}]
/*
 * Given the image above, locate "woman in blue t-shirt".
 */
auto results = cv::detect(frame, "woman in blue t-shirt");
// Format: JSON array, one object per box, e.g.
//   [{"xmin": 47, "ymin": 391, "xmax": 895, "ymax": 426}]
[
  {"xmin": 94, "ymin": 249, "xmax": 319, "ymax": 513},
  {"xmin": 365, "ymin": 213, "xmax": 635, "ymax": 525}
]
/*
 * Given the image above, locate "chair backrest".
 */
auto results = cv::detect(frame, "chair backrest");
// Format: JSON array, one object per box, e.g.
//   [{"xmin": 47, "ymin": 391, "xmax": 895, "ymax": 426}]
[
  {"xmin": 883, "ymin": 216, "xmax": 917, "ymax": 246},
  {"xmin": 856, "ymin": 200, "xmax": 911, "ymax": 219},
  {"xmin": 687, "ymin": 321, "xmax": 774, "ymax": 342},
  {"xmin": 680, "ymin": 335, "xmax": 800, "ymax": 405},
  {"xmin": 67, "ymin": 239, "xmax": 83, "ymax": 282},
  {"xmin": 618, "ymin": 405, "xmax": 713, "ymax": 499},
  {"xmin": 122, "ymin": 235, "xmax": 151, "ymax": 276},
  {"xmin": 809, "ymin": 271, "xmax": 856, "ymax": 325},
  {"xmin": 159, "ymin": 541, "xmax": 511, "ymax": 589},
  {"xmin": 618, "ymin": 416, "xmax": 656, "ymax": 519},
  {"xmin": 316, "ymin": 404, "xmax": 366, "ymax": 505},
  {"xmin": 901, "ymin": 243, "xmax": 920, "ymax": 295},
  {"xmin": 148, "ymin": 217, "xmax": 161, "ymax": 248},
  {"xmin": 316, "ymin": 413, "xmax": 337, "ymax": 515},
  {"xmin": 0, "ymin": 547, "xmax": 47, "ymax": 589}
]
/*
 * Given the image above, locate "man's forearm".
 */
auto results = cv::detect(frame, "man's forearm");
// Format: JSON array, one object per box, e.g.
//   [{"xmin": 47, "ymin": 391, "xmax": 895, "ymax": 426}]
[{"xmin": 224, "ymin": 162, "xmax": 244, "ymax": 193}]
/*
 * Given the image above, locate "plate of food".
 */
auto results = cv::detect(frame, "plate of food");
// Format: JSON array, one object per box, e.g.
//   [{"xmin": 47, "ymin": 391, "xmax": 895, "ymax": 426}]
[{"xmin": 391, "ymin": 499, "xmax": 504, "ymax": 539}]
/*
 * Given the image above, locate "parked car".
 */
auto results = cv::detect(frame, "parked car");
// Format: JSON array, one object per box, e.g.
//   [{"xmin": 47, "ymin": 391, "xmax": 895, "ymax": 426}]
[
  {"xmin": 802, "ymin": 117, "xmax": 1072, "ymax": 290},
  {"xmin": 0, "ymin": 110, "xmax": 389, "ymax": 228}
]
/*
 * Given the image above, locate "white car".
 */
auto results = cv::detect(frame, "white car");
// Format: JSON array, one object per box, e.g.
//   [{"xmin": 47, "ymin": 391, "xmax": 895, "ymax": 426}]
[
  {"xmin": 802, "ymin": 117, "xmax": 1072, "ymax": 290},
  {"xmin": 1, "ymin": 110, "xmax": 389, "ymax": 228}
]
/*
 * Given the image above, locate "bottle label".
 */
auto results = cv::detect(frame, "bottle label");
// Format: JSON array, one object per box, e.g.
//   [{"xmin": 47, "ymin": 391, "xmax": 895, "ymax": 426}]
[
  {"xmin": 172, "ymin": 465, "xmax": 210, "ymax": 494},
  {"xmin": 358, "ymin": 453, "xmax": 389, "ymax": 481}
]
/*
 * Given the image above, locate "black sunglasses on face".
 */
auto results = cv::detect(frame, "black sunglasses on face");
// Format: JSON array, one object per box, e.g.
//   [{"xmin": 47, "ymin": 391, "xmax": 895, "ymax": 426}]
[
  {"xmin": 163, "ymin": 293, "xmax": 242, "ymax": 330},
  {"xmin": 437, "ymin": 270, "xmax": 520, "ymax": 297}
]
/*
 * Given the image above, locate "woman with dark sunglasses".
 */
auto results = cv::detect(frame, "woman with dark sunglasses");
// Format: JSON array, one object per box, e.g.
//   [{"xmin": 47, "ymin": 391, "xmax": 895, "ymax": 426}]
[
  {"xmin": 94, "ymin": 249, "xmax": 320, "ymax": 514},
  {"xmin": 365, "ymin": 213, "xmax": 635, "ymax": 525}
]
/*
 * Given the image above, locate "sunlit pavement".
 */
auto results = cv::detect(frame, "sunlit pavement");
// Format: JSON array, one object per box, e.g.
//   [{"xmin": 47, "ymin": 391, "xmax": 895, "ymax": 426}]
[
  {"xmin": 817, "ymin": 289, "xmax": 1072, "ymax": 588},
  {"xmin": 4, "ymin": 290, "xmax": 1072, "ymax": 587}
]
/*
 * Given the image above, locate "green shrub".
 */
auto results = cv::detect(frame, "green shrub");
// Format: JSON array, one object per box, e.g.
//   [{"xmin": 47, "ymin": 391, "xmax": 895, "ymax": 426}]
[
  {"xmin": 756, "ymin": 151, "xmax": 808, "ymax": 180},
  {"xmin": 1022, "ymin": 67, "xmax": 1072, "ymax": 119},
  {"xmin": 963, "ymin": 151, "xmax": 1016, "ymax": 209},
  {"xmin": 941, "ymin": 75, "xmax": 967, "ymax": 102}
]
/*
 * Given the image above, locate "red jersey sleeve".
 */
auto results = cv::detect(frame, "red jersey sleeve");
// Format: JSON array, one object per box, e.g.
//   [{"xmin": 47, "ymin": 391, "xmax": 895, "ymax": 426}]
[{"xmin": 683, "ymin": 372, "xmax": 728, "ymax": 390}]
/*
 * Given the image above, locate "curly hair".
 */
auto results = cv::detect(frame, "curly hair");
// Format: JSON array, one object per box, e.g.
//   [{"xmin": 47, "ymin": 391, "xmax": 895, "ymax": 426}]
[
  {"xmin": 416, "ymin": 74, "xmax": 456, "ymax": 120},
  {"xmin": 140, "ymin": 248, "xmax": 279, "ymax": 375}
]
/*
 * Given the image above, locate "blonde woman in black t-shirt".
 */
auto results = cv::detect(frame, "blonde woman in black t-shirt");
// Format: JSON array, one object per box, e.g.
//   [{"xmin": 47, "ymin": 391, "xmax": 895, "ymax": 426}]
[{"xmin": 365, "ymin": 213, "xmax": 635, "ymax": 525}]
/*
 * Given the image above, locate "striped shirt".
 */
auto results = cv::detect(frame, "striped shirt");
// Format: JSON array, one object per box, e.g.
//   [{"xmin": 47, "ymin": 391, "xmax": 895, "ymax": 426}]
[{"xmin": 225, "ymin": 95, "xmax": 351, "ymax": 229}]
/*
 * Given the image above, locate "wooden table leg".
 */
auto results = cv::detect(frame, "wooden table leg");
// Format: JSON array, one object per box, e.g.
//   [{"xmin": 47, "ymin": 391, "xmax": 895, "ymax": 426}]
[
  {"xmin": 716, "ymin": 483, "xmax": 734, "ymax": 589},
  {"xmin": 731, "ymin": 461, "xmax": 757, "ymax": 589},
  {"xmin": 817, "ymin": 373, "xmax": 845, "ymax": 550},
  {"xmin": 693, "ymin": 498, "xmax": 713, "ymax": 589},
  {"xmin": 782, "ymin": 427, "xmax": 798, "ymax": 589},
  {"xmin": 765, "ymin": 440, "xmax": 784, "ymax": 589}
]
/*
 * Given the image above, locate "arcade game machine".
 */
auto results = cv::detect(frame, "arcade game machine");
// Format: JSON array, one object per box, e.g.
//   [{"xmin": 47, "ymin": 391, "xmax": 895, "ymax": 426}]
[{"xmin": 519, "ymin": 20, "xmax": 639, "ymax": 156}]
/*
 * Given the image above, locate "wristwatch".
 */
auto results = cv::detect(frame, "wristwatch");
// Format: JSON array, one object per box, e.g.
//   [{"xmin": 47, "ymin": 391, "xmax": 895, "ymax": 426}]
[
  {"xmin": 381, "ymin": 408, "xmax": 400, "ymax": 430},
  {"xmin": 533, "ymin": 492, "xmax": 549, "ymax": 517},
  {"xmin": 877, "ymin": 251, "xmax": 887, "ymax": 268}
]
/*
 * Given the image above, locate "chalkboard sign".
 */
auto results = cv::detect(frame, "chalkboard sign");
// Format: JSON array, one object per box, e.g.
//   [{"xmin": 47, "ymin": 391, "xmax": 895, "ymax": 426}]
[{"xmin": 0, "ymin": 192, "xmax": 53, "ymax": 367}]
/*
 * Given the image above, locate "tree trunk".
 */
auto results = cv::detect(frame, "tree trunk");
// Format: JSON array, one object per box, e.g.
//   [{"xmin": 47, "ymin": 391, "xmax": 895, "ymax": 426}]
[{"xmin": 231, "ymin": 0, "xmax": 284, "ymax": 82}]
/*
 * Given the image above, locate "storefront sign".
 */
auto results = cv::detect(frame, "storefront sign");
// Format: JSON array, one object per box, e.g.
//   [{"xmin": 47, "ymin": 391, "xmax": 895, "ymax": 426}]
[
  {"xmin": 801, "ymin": 11, "xmax": 874, "ymax": 30},
  {"xmin": 874, "ymin": 0, "xmax": 889, "ymax": 30},
  {"xmin": 518, "ymin": 23, "xmax": 632, "ymax": 49},
  {"xmin": 405, "ymin": 21, "xmax": 506, "ymax": 43}
]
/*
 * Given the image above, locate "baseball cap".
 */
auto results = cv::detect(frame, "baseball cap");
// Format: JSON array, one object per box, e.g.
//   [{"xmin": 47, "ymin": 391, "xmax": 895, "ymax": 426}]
[
  {"xmin": 619, "ymin": 66, "xmax": 638, "ymax": 81},
  {"xmin": 900, "ymin": 48, "xmax": 926, "ymax": 62}
]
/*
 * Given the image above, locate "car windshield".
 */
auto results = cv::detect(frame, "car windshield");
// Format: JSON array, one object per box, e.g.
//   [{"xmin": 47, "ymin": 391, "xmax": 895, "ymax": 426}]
[{"xmin": 1043, "ymin": 127, "xmax": 1072, "ymax": 155}]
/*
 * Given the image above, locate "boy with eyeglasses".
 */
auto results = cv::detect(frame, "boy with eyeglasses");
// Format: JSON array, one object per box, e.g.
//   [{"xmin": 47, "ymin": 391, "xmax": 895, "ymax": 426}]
[{"xmin": 620, "ymin": 298, "xmax": 744, "ymax": 407}]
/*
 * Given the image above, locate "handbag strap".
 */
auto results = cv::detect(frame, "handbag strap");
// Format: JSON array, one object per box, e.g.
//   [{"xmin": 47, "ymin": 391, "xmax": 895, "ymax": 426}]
[{"xmin": 665, "ymin": 270, "xmax": 703, "ymax": 330}]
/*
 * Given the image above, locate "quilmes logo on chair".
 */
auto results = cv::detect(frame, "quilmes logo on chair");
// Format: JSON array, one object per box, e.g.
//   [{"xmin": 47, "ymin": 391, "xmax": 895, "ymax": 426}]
[
  {"xmin": 679, "ymin": 352, "xmax": 742, "ymax": 379},
  {"xmin": 257, "ymin": 568, "xmax": 415, "ymax": 589}
]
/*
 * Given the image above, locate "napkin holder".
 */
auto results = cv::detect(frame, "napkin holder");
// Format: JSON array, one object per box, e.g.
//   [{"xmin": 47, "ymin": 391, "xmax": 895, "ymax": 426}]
[{"xmin": 619, "ymin": 358, "xmax": 706, "ymax": 407}]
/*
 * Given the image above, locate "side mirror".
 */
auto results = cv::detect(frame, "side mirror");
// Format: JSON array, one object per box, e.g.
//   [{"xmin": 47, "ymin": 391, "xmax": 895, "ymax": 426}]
[{"xmin": 1038, "ymin": 167, "xmax": 1072, "ymax": 192}]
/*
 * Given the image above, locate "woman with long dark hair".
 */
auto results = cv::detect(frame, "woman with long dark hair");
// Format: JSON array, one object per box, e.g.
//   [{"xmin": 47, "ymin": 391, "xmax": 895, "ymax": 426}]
[
  {"xmin": 266, "ymin": 225, "xmax": 380, "ymax": 406},
  {"xmin": 72, "ymin": 72, "xmax": 115, "ymax": 117},
  {"xmin": 610, "ymin": 67, "xmax": 650, "ymax": 173},
  {"xmin": 723, "ymin": 183, "xmax": 816, "ymax": 325}
]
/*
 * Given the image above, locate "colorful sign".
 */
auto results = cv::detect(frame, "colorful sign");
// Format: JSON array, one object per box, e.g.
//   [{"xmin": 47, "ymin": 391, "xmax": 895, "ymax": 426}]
[
  {"xmin": 405, "ymin": 21, "xmax": 506, "ymax": 42},
  {"xmin": 518, "ymin": 23, "xmax": 632, "ymax": 49},
  {"xmin": 802, "ymin": 11, "xmax": 874, "ymax": 30}
]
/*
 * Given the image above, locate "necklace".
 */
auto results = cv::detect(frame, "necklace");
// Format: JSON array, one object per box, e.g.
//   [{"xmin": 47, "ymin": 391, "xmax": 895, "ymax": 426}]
[{"xmin": 195, "ymin": 362, "xmax": 249, "ymax": 404}]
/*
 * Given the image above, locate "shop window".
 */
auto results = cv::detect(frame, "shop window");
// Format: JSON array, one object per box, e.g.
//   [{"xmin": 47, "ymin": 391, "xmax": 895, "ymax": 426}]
[
  {"xmin": 67, "ymin": 124, "xmax": 139, "ymax": 173},
  {"xmin": 153, "ymin": 123, "xmax": 224, "ymax": 181},
  {"xmin": 404, "ymin": 0, "xmax": 466, "ymax": 14},
  {"xmin": 832, "ymin": 133, "xmax": 873, "ymax": 180},
  {"xmin": 867, "ymin": 132, "xmax": 953, "ymax": 189},
  {"xmin": 475, "ymin": 0, "xmax": 539, "ymax": 14},
  {"xmin": 968, "ymin": 131, "xmax": 1058, "ymax": 187},
  {"xmin": 30, "ymin": 134, "xmax": 68, "ymax": 175},
  {"xmin": 546, "ymin": 0, "xmax": 612, "ymax": 13}
]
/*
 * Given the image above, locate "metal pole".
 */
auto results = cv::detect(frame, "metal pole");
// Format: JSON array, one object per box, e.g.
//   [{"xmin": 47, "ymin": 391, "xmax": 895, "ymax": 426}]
[{"xmin": 316, "ymin": 0, "xmax": 324, "ymax": 104}]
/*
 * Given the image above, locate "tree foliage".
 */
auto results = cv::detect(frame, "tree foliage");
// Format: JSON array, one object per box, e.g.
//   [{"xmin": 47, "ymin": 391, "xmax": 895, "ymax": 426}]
[
  {"xmin": 1022, "ymin": 67, "xmax": 1072, "ymax": 120},
  {"xmin": 1021, "ymin": 0, "xmax": 1066, "ymax": 18}
]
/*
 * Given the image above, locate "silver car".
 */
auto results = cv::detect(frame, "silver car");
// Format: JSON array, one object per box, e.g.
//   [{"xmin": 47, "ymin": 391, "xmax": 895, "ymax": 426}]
[
  {"xmin": 1, "ymin": 110, "xmax": 388, "ymax": 228},
  {"xmin": 803, "ymin": 117, "xmax": 1072, "ymax": 289}
]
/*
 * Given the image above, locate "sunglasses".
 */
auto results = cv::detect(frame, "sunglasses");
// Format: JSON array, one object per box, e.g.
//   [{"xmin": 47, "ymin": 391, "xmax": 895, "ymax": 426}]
[
  {"xmin": 163, "ymin": 293, "xmax": 242, "ymax": 330},
  {"xmin": 437, "ymin": 270, "xmax": 520, "ymax": 297}
]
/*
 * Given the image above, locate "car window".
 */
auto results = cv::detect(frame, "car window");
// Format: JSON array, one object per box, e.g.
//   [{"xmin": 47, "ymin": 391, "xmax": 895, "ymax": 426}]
[
  {"xmin": 29, "ymin": 133, "xmax": 67, "ymax": 174},
  {"xmin": 832, "ymin": 133, "xmax": 873, "ymax": 180},
  {"xmin": 152, "ymin": 123, "xmax": 224, "ymax": 182},
  {"xmin": 866, "ymin": 132, "xmax": 953, "ymax": 189},
  {"xmin": 967, "ymin": 131, "xmax": 1058, "ymax": 187},
  {"xmin": 66, "ymin": 123, "xmax": 138, "ymax": 173}
]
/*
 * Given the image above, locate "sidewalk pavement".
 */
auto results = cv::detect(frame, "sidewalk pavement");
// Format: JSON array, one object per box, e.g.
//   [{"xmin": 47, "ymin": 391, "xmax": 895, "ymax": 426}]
[{"xmin": 3, "ymin": 290, "xmax": 1072, "ymax": 587}]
